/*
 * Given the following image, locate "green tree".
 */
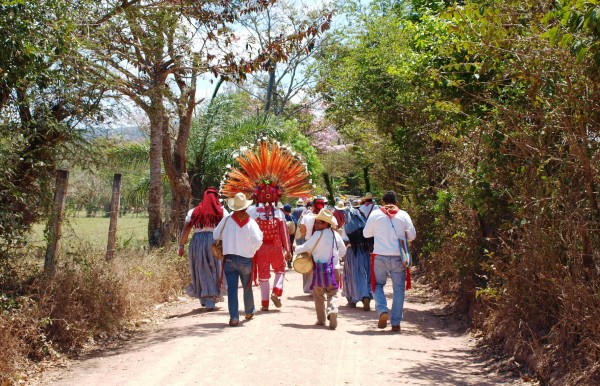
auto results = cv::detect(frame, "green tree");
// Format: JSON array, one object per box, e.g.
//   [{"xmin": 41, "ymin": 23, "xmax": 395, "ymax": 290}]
[{"xmin": 0, "ymin": 0, "xmax": 103, "ymax": 256}]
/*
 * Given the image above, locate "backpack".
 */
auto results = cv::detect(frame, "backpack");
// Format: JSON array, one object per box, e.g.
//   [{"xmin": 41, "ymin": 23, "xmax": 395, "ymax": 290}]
[{"xmin": 344, "ymin": 208, "xmax": 366, "ymax": 236}]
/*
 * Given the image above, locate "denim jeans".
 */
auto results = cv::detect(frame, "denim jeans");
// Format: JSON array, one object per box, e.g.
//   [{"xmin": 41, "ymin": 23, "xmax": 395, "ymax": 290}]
[
  {"xmin": 224, "ymin": 254, "xmax": 255, "ymax": 321},
  {"xmin": 373, "ymin": 255, "xmax": 406, "ymax": 326}
]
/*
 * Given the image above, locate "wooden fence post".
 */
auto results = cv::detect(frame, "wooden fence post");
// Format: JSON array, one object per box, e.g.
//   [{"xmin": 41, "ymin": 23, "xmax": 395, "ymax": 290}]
[
  {"xmin": 44, "ymin": 169, "xmax": 69, "ymax": 276},
  {"xmin": 106, "ymin": 173, "xmax": 122, "ymax": 261}
]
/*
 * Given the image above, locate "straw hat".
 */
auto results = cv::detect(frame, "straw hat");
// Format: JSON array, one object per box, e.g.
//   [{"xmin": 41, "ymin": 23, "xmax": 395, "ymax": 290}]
[
  {"xmin": 314, "ymin": 209, "xmax": 337, "ymax": 227},
  {"xmin": 293, "ymin": 253, "xmax": 313, "ymax": 274},
  {"xmin": 296, "ymin": 198, "xmax": 305, "ymax": 206},
  {"xmin": 334, "ymin": 200, "xmax": 346, "ymax": 210},
  {"xmin": 361, "ymin": 192, "xmax": 374, "ymax": 200},
  {"xmin": 351, "ymin": 199, "xmax": 361, "ymax": 208},
  {"xmin": 227, "ymin": 192, "xmax": 253, "ymax": 211}
]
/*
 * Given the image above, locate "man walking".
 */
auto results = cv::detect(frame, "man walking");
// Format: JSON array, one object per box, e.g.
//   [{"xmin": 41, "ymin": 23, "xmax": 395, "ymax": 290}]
[
  {"xmin": 213, "ymin": 192, "xmax": 263, "ymax": 327},
  {"xmin": 363, "ymin": 191, "xmax": 416, "ymax": 332}
]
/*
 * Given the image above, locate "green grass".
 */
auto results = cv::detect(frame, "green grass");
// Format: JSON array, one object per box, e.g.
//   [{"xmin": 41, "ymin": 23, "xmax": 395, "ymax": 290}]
[{"xmin": 29, "ymin": 212, "xmax": 149, "ymax": 251}]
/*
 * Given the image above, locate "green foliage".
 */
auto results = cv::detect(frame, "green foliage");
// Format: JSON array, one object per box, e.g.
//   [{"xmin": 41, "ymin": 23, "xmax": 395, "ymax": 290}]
[
  {"xmin": 319, "ymin": 0, "xmax": 600, "ymax": 382},
  {"xmin": 0, "ymin": 0, "xmax": 102, "ymax": 257},
  {"xmin": 187, "ymin": 91, "xmax": 322, "ymax": 201}
]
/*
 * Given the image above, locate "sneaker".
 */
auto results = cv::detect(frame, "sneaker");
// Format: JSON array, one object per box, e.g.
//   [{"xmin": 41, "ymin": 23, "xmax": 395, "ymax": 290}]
[
  {"xmin": 244, "ymin": 313, "xmax": 254, "ymax": 320},
  {"xmin": 229, "ymin": 320, "xmax": 239, "ymax": 327},
  {"xmin": 377, "ymin": 312, "xmax": 389, "ymax": 329},
  {"xmin": 362, "ymin": 297, "xmax": 371, "ymax": 311},
  {"xmin": 270, "ymin": 293, "xmax": 282, "ymax": 308},
  {"xmin": 391, "ymin": 325, "xmax": 401, "ymax": 332},
  {"xmin": 328, "ymin": 313, "xmax": 338, "ymax": 330},
  {"xmin": 261, "ymin": 306, "xmax": 269, "ymax": 311}
]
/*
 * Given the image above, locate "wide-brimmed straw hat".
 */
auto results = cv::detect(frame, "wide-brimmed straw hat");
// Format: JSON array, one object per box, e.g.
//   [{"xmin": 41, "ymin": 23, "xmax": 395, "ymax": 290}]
[
  {"xmin": 227, "ymin": 192, "xmax": 253, "ymax": 211},
  {"xmin": 361, "ymin": 192, "xmax": 374, "ymax": 200},
  {"xmin": 351, "ymin": 199, "xmax": 361, "ymax": 208},
  {"xmin": 334, "ymin": 200, "xmax": 346, "ymax": 210},
  {"xmin": 314, "ymin": 209, "xmax": 338, "ymax": 227},
  {"xmin": 296, "ymin": 198, "xmax": 306, "ymax": 206}
]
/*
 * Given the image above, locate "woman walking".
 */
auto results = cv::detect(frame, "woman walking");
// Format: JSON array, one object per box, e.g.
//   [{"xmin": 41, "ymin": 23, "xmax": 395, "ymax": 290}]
[{"xmin": 178, "ymin": 187, "xmax": 228, "ymax": 311}]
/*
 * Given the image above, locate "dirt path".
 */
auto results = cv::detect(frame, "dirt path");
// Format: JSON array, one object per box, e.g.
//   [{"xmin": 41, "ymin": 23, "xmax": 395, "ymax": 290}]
[{"xmin": 34, "ymin": 269, "xmax": 525, "ymax": 385}]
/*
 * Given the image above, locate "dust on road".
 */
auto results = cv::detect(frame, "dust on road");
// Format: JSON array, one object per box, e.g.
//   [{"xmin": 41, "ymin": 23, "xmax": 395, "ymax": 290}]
[{"xmin": 34, "ymin": 268, "xmax": 524, "ymax": 385}]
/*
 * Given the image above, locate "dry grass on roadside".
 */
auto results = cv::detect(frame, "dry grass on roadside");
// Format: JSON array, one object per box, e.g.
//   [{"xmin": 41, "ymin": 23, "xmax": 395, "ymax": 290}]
[{"xmin": 0, "ymin": 246, "xmax": 188, "ymax": 384}]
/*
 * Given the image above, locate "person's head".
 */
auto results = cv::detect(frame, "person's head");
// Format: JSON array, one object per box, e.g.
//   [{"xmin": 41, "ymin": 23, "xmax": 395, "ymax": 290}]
[
  {"xmin": 283, "ymin": 204, "xmax": 292, "ymax": 213},
  {"xmin": 296, "ymin": 198, "xmax": 305, "ymax": 207},
  {"xmin": 382, "ymin": 191, "xmax": 398, "ymax": 205},
  {"xmin": 227, "ymin": 192, "xmax": 253, "ymax": 212},
  {"xmin": 334, "ymin": 200, "xmax": 346, "ymax": 210},
  {"xmin": 362, "ymin": 192, "xmax": 374, "ymax": 203},
  {"xmin": 314, "ymin": 209, "xmax": 337, "ymax": 231},
  {"xmin": 351, "ymin": 199, "xmax": 361, "ymax": 208},
  {"xmin": 312, "ymin": 196, "xmax": 327, "ymax": 213}
]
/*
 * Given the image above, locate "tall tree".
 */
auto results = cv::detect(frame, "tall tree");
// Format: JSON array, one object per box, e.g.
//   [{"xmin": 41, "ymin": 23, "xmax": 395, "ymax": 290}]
[
  {"xmin": 0, "ymin": 0, "xmax": 103, "ymax": 256},
  {"xmin": 91, "ymin": 0, "xmax": 332, "ymax": 247},
  {"xmin": 238, "ymin": 0, "xmax": 334, "ymax": 117}
]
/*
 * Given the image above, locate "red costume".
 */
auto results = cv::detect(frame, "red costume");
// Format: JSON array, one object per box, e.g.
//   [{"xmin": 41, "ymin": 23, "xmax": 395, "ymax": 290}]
[{"xmin": 220, "ymin": 139, "xmax": 313, "ymax": 311}]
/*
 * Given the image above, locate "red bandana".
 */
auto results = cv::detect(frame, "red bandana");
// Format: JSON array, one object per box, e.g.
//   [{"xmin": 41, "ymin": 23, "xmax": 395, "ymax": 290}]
[
  {"xmin": 380, "ymin": 204, "xmax": 399, "ymax": 219},
  {"xmin": 232, "ymin": 211, "xmax": 251, "ymax": 227}
]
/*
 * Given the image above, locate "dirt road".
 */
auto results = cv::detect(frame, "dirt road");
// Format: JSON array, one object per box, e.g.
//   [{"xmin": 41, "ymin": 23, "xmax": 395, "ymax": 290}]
[{"xmin": 34, "ymin": 269, "xmax": 524, "ymax": 385}]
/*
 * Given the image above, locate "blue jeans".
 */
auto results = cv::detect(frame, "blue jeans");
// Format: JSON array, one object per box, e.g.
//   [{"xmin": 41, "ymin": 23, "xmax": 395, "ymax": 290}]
[
  {"xmin": 373, "ymin": 255, "xmax": 406, "ymax": 326},
  {"xmin": 224, "ymin": 254, "xmax": 255, "ymax": 321}
]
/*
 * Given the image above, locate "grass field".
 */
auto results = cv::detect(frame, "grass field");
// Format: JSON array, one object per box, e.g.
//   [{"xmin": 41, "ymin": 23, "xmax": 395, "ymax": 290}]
[{"xmin": 29, "ymin": 212, "xmax": 149, "ymax": 251}]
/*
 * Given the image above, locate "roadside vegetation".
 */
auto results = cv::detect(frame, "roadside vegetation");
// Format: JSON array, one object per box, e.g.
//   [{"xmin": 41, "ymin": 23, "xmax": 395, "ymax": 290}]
[{"xmin": 1, "ymin": 0, "xmax": 598, "ymax": 384}]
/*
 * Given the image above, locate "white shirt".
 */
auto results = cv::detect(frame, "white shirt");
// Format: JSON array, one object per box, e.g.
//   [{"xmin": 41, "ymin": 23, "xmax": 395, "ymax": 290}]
[
  {"xmin": 301, "ymin": 214, "xmax": 316, "ymax": 239},
  {"xmin": 213, "ymin": 214, "xmax": 263, "ymax": 258},
  {"xmin": 359, "ymin": 203, "xmax": 379, "ymax": 219},
  {"xmin": 295, "ymin": 228, "xmax": 346, "ymax": 269},
  {"xmin": 185, "ymin": 208, "xmax": 229, "ymax": 232},
  {"xmin": 363, "ymin": 208, "xmax": 416, "ymax": 256}
]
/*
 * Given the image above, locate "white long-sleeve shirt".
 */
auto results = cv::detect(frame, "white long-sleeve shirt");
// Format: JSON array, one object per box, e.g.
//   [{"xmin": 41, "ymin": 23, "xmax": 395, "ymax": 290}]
[
  {"xmin": 295, "ymin": 228, "xmax": 346, "ymax": 269},
  {"xmin": 213, "ymin": 214, "xmax": 263, "ymax": 258},
  {"xmin": 363, "ymin": 209, "xmax": 416, "ymax": 256}
]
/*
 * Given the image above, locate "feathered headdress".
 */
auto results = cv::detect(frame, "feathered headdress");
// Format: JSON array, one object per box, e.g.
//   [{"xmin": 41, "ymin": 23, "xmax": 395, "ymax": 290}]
[{"xmin": 220, "ymin": 138, "xmax": 313, "ymax": 204}]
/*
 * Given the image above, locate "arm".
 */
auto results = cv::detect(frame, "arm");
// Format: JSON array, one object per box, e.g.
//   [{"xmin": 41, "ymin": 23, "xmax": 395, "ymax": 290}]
[
  {"xmin": 249, "ymin": 220, "xmax": 264, "ymax": 255},
  {"xmin": 401, "ymin": 212, "xmax": 416, "ymax": 241},
  {"xmin": 363, "ymin": 215, "xmax": 375, "ymax": 238},
  {"xmin": 294, "ymin": 231, "xmax": 318, "ymax": 255},
  {"xmin": 177, "ymin": 222, "xmax": 193, "ymax": 257},
  {"xmin": 213, "ymin": 216, "xmax": 226, "ymax": 240}
]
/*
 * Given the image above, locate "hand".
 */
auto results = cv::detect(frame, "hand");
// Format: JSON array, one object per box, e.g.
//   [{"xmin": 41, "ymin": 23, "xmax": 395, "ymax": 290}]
[
  {"xmin": 177, "ymin": 245, "xmax": 185, "ymax": 257},
  {"xmin": 285, "ymin": 250, "xmax": 292, "ymax": 261}
]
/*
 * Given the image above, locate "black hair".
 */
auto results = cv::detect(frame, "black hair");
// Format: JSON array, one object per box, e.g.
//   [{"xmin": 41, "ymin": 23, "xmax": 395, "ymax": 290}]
[{"xmin": 382, "ymin": 191, "xmax": 397, "ymax": 205}]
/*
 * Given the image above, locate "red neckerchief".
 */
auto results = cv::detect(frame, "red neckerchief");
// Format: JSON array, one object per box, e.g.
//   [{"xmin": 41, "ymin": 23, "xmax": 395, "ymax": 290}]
[
  {"xmin": 232, "ymin": 211, "xmax": 251, "ymax": 227},
  {"xmin": 380, "ymin": 204, "xmax": 399, "ymax": 219}
]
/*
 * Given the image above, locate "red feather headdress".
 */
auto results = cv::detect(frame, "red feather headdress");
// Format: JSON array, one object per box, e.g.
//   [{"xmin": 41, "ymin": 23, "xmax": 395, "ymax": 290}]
[{"xmin": 220, "ymin": 138, "xmax": 313, "ymax": 204}]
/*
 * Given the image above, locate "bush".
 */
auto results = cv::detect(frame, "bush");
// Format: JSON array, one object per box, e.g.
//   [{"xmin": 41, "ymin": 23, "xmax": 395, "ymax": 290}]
[{"xmin": 0, "ymin": 247, "xmax": 188, "ymax": 383}]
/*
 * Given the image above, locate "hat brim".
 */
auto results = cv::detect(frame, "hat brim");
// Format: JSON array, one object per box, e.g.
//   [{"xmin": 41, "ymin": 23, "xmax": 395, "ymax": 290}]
[
  {"xmin": 315, "ymin": 215, "xmax": 338, "ymax": 227},
  {"xmin": 227, "ymin": 197, "xmax": 253, "ymax": 211}
]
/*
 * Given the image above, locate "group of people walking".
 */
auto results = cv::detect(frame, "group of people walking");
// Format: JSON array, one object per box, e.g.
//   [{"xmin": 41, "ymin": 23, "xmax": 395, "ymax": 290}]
[{"xmin": 178, "ymin": 188, "xmax": 416, "ymax": 332}]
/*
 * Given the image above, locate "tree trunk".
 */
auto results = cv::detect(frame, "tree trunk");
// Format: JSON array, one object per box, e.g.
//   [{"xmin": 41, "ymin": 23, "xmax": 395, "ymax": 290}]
[
  {"xmin": 264, "ymin": 64, "xmax": 276, "ymax": 114},
  {"xmin": 148, "ymin": 107, "xmax": 166, "ymax": 248}
]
